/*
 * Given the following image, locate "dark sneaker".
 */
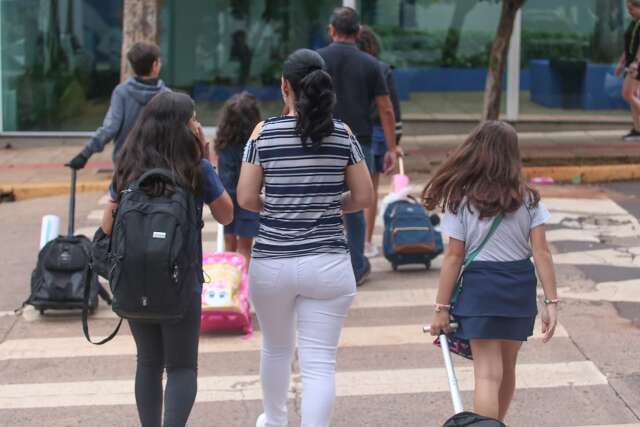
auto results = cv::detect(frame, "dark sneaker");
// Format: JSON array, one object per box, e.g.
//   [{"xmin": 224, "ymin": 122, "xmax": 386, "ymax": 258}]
[
  {"xmin": 623, "ymin": 129, "xmax": 640, "ymax": 140},
  {"xmin": 356, "ymin": 258, "xmax": 371, "ymax": 287}
]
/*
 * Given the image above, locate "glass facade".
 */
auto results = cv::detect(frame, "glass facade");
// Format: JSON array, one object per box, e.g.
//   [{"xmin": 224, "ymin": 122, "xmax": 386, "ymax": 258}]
[
  {"xmin": 1, "ymin": 0, "xmax": 123, "ymax": 131},
  {"xmin": 0, "ymin": 0, "xmax": 630, "ymax": 132}
]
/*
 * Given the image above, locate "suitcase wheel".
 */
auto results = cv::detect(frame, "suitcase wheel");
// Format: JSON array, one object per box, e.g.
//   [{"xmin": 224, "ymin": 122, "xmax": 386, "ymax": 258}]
[
  {"xmin": 425, "ymin": 260, "xmax": 431, "ymax": 270},
  {"xmin": 39, "ymin": 308, "xmax": 45, "ymax": 315},
  {"xmin": 392, "ymin": 263, "xmax": 398, "ymax": 271}
]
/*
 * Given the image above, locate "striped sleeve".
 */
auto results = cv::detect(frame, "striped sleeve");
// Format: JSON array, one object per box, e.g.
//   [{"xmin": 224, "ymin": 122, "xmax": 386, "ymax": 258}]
[
  {"xmin": 242, "ymin": 138, "xmax": 260, "ymax": 165},
  {"xmin": 348, "ymin": 134, "xmax": 365, "ymax": 166}
]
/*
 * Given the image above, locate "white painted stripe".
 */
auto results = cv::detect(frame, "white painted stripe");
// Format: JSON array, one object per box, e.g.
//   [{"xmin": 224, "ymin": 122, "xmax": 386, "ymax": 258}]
[
  {"xmin": 0, "ymin": 320, "xmax": 567, "ymax": 361},
  {"xmin": 98, "ymin": 194, "xmax": 111, "ymax": 206},
  {"xmin": 546, "ymin": 228, "xmax": 601, "ymax": 243},
  {"xmin": 560, "ymin": 280, "xmax": 640, "ymax": 303},
  {"xmin": 554, "ymin": 247, "xmax": 640, "ymax": 268},
  {"xmin": 544, "ymin": 198, "xmax": 630, "ymax": 216},
  {"xmin": 571, "ymin": 425, "xmax": 640, "ymax": 427},
  {"xmin": 0, "ymin": 310, "xmax": 15, "ymax": 317},
  {"xmin": 0, "ymin": 361, "xmax": 606, "ymax": 409},
  {"xmin": 87, "ymin": 209, "xmax": 103, "ymax": 221}
]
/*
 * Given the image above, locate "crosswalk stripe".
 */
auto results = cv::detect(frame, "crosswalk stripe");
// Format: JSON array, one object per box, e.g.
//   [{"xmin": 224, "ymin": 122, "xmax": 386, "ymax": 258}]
[
  {"xmin": 554, "ymin": 247, "xmax": 640, "ymax": 268},
  {"xmin": 559, "ymin": 280, "xmax": 640, "ymax": 303},
  {"xmin": 543, "ymin": 198, "xmax": 631, "ymax": 216},
  {"xmin": 0, "ymin": 320, "xmax": 568, "ymax": 361},
  {"xmin": 0, "ymin": 361, "xmax": 606, "ymax": 409}
]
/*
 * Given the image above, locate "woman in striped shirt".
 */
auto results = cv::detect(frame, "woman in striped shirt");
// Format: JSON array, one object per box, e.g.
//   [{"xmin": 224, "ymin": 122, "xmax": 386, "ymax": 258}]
[{"xmin": 238, "ymin": 49, "xmax": 374, "ymax": 427}]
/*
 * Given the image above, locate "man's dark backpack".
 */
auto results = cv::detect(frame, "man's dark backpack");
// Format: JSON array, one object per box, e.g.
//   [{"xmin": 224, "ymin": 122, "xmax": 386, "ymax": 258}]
[
  {"xmin": 83, "ymin": 169, "xmax": 203, "ymax": 344},
  {"xmin": 443, "ymin": 412, "xmax": 506, "ymax": 427}
]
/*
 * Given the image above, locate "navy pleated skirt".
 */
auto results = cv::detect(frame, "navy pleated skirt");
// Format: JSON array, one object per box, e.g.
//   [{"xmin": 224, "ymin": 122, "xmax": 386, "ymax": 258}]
[{"xmin": 452, "ymin": 259, "xmax": 538, "ymax": 342}]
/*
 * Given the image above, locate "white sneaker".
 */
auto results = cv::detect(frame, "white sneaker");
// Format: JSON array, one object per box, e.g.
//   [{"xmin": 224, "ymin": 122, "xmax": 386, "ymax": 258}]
[
  {"xmin": 364, "ymin": 242, "xmax": 380, "ymax": 258},
  {"xmin": 256, "ymin": 413, "xmax": 266, "ymax": 427}
]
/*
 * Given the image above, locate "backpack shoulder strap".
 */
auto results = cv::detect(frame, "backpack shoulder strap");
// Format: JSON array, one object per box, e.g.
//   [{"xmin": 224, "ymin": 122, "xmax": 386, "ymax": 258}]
[{"xmin": 82, "ymin": 266, "xmax": 122, "ymax": 345}]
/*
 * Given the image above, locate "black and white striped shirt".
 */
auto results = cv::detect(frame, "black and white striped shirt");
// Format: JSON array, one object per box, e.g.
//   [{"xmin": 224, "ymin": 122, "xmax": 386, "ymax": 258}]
[{"xmin": 242, "ymin": 115, "xmax": 365, "ymax": 259}]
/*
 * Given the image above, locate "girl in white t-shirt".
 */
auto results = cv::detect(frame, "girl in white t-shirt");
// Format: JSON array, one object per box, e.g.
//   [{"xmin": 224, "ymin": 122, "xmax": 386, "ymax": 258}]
[{"xmin": 423, "ymin": 121, "xmax": 559, "ymax": 422}]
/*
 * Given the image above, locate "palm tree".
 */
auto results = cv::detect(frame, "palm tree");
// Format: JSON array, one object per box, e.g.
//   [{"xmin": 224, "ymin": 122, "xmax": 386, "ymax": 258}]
[{"xmin": 121, "ymin": 0, "xmax": 160, "ymax": 81}]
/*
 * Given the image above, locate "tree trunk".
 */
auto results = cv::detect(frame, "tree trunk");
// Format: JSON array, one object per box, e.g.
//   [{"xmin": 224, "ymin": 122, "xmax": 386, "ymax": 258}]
[
  {"xmin": 120, "ymin": 0, "xmax": 160, "ymax": 81},
  {"xmin": 482, "ymin": 0, "xmax": 525, "ymax": 121}
]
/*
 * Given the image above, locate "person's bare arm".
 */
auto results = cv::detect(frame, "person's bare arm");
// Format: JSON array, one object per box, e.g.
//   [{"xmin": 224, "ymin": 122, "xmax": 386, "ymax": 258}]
[
  {"xmin": 374, "ymin": 95, "xmax": 398, "ymax": 174},
  {"xmin": 531, "ymin": 224, "xmax": 558, "ymax": 343},
  {"xmin": 342, "ymin": 160, "xmax": 374, "ymax": 213},
  {"xmin": 237, "ymin": 163, "xmax": 264, "ymax": 213},
  {"xmin": 429, "ymin": 238, "xmax": 465, "ymax": 335},
  {"xmin": 209, "ymin": 191, "xmax": 234, "ymax": 225}
]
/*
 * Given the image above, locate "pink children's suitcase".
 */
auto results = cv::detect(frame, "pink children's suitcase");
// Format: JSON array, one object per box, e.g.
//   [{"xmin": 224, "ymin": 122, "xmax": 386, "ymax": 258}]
[{"xmin": 200, "ymin": 224, "xmax": 252, "ymax": 334}]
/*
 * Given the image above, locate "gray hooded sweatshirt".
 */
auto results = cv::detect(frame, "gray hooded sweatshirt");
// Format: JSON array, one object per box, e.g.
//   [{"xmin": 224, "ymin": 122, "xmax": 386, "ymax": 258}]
[{"xmin": 81, "ymin": 77, "xmax": 169, "ymax": 161}]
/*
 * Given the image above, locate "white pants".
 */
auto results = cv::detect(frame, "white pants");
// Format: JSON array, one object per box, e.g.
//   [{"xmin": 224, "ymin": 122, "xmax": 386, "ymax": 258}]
[{"xmin": 249, "ymin": 253, "xmax": 356, "ymax": 427}]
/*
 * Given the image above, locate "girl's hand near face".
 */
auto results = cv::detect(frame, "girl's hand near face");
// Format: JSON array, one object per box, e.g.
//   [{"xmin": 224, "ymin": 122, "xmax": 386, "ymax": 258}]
[{"xmin": 189, "ymin": 119, "xmax": 210, "ymax": 160}]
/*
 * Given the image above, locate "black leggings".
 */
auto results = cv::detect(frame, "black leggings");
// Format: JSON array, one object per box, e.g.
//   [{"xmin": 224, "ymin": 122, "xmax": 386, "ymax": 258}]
[{"xmin": 128, "ymin": 292, "xmax": 201, "ymax": 427}]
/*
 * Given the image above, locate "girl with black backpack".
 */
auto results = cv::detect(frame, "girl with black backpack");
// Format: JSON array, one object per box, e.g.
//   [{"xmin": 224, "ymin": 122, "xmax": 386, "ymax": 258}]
[{"xmin": 100, "ymin": 91, "xmax": 233, "ymax": 427}]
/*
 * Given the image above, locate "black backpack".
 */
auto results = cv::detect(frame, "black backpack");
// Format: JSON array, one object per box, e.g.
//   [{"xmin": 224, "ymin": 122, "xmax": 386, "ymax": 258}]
[
  {"xmin": 28, "ymin": 235, "xmax": 101, "ymax": 312},
  {"xmin": 23, "ymin": 169, "xmax": 105, "ymax": 314},
  {"xmin": 84, "ymin": 169, "xmax": 203, "ymax": 344},
  {"xmin": 443, "ymin": 412, "xmax": 506, "ymax": 427}
]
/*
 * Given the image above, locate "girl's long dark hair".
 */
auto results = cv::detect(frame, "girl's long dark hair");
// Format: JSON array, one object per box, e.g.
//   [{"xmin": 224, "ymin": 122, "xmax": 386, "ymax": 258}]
[
  {"xmin": 214, "ymin": 91, "xmax": 261, "ymax": 151},
  {"xmin": 113, "ymin": 91, "xmax": 204, "ymax": 198},
  {"xmin": 422, "ymin": 121, "xmax": 540, "ymax": 219},
  {"xmin": 283, "ymin": 49, "xmax": 335, "ymax": 150}
]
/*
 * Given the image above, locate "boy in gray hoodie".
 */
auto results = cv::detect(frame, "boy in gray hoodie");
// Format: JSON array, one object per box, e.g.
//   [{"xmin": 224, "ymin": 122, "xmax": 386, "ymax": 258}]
[{"xmin": 67, "ymin": 42, "xmax": 169, "ymax": 169}]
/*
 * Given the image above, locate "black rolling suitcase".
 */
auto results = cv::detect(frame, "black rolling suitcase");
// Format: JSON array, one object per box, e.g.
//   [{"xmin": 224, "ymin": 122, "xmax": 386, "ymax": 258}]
[{"xmin": 22, "ymin": 168, "xmax": 107, "ymax": 314}]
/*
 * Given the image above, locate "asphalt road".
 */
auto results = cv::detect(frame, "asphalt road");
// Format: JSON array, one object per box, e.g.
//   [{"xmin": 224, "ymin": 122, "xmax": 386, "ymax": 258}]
[{"xmin": 0, "ymin": 185, "xmax": 639, "ymax": 427}]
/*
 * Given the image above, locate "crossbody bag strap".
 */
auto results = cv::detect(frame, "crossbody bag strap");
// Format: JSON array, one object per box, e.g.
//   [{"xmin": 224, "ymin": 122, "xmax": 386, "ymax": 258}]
[{"xmin": 450, "ymin": 212, "xmax": 504, "ymax": 305}]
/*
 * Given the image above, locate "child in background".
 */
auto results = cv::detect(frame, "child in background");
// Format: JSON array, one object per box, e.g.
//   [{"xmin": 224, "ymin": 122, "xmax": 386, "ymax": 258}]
[
  {"xmin": 356, "ymin": 26, "xmax": 402, "ymax": 258},
  {"xmin": 215, "ymin": 92, "xmax": 261, "ymax": 264},
  {"xmin": 423, "ymin": 121, "xmax": 559, "ymax": 422}
]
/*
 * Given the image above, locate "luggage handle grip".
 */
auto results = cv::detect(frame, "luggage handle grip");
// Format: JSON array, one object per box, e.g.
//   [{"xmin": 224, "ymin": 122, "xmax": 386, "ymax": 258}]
[{"xmin": 422, "ymin": 323, "xmax": 458, "ymax": 334}]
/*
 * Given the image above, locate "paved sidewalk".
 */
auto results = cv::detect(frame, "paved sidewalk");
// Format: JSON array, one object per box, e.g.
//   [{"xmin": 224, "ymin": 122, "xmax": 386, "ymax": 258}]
[{"xmin": 2, "ymin": 129, "xmax": 640, "ymax": 200}]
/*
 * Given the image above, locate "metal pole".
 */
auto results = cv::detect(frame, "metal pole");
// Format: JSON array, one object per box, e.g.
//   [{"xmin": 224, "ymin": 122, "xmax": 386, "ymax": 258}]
[
  {"xmin": 506, "ymin": 8, "xmax": 522, "ymax": 121},
  {"xmin": 439, "ymin": 334, "xmax": 464, "ymax": 414}
]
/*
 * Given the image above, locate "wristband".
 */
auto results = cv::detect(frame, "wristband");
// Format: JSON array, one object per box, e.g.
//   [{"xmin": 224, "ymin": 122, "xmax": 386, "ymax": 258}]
[
  {"xmin": 543, "ymin": 298, "xmax": 559, "ymax": 305},
  {"xmin": 434, "ymin": 303, "xmax": 451, "ymax": 313}
]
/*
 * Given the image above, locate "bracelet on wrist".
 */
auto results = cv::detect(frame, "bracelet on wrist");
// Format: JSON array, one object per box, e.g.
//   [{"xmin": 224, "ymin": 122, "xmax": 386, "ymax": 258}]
[
  {"xmin": 434, "ymin": 303, "xmax": 451, "ymax": 313},
  {"xmin": 543, "ymin": 298, "xmax": 559, "ymax": 305}
]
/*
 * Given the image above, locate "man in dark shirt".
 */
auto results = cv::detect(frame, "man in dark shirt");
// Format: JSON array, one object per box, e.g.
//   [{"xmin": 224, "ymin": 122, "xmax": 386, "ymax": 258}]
[{"xmin": 318, "ymin": 6, "xmax": 399, "ymax": 285}]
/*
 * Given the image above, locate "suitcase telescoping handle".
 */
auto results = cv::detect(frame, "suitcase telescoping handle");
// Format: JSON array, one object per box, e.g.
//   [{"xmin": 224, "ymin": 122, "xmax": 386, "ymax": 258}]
[
  {"xmin": 216, "ymin": 222, "xmax": 225, "ymax": 253},
  {"xmin": 423, "ymin": 324, "xmax": 464, "ymax": 414},
  {"xmin": 68, "ymin": 168, "xmax": 77, "ymax": 238}
]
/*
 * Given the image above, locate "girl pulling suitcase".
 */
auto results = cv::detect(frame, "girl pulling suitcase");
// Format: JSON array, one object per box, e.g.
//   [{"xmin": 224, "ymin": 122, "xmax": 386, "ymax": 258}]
[{"xmin": 422, "ymin": 121, "xmax": 559, "ymax": 423}]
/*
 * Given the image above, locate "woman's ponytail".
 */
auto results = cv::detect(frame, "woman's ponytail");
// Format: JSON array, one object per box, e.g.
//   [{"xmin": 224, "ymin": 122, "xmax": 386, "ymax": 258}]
[
  {"xmin": 283, "ymin": 49, "xmax": 336, "ymax": 150},
  {"xmin": 295, "ymin": 69, "xmax": 335, "ymax": 150}
]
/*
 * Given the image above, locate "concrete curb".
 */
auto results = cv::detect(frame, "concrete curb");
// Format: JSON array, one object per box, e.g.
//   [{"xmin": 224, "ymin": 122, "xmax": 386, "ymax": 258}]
[
  {"xmin": 0, "ymin": 180, "xmax": 110, "ymax": 201},
  {"xmin": 1, "ymin": 163, "xmax": 640, "ymax": 202}
]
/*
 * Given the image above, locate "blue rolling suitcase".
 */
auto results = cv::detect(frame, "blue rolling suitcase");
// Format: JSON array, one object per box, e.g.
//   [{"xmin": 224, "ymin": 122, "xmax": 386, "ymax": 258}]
[{"xmin": 383, "ymin": 197, "xmax": 444, "ymax": 271}]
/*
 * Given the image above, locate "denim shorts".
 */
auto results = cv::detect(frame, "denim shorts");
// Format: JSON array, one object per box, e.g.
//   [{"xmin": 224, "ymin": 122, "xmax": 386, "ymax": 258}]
[{"xmin": 224, "ymin": 203, "xmax": 260, "ymax": 238}]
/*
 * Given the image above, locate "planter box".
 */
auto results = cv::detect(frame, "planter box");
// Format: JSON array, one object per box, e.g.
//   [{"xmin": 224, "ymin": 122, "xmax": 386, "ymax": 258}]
[
  {"xmin": 530, "ymin": 59, "xmax": 627, "ymax": 110},
  {"xmin": 394, "ymin": 67, "xmax": 531, "ymax": 101},
  {"xmin": 192, "ymin": 84, "xmax": 280, "ymax": 102}
]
